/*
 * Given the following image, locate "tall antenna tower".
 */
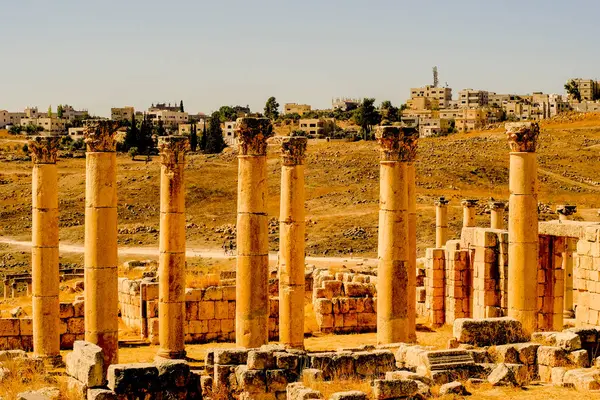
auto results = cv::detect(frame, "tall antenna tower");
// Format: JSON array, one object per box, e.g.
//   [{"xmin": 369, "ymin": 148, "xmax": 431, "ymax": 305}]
[{"xmin": 432, "ymin": 66, "xmax": 439, "ymax": 88}]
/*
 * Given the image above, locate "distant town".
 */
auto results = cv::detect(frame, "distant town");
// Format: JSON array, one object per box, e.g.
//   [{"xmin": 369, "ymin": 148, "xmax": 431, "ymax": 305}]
[{"xmin": 2, "ymin": 73, "xmax": 600, "ymax": 149}]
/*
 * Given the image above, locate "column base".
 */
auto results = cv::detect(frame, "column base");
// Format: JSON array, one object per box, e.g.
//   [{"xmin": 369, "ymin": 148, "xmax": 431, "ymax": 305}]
[
  {"xmin": 564, "ymin": 310, "xmax": 575, "ymax": 319},
  {"xmin": 155, "ymin": 349, "xmax": 187, "ymax": 360},
  {"xmin": 33, "ymin": 354, "xmax": 64, "ymax": 369}
]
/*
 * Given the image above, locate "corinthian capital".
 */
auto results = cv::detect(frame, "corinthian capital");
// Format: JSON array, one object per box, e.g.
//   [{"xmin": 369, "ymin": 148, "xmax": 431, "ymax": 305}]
[
  {"xmin": 506, "ymin": 122, "xmax": 539, "ymax": 152},
  {"xmin": 84, "ymin": 120, "xmax": 120, "ymax": 152},
  {"xmin": 29, "ymin": 135, "xmax": 60, "ymax": 164},
  {"xmin": 280, "ymin": 136, "xmax": 307, "ymax": 166},
  {"xmin": 158, "ymin": 136, "xmax": 189, "ymax": 171},
  {"xmin": 375, "ymin": 126, "xmax": 418, "ymax": 162},
  {"xmin": 236, "ymin": 117, "xmax": 273, "ymax": 156}
]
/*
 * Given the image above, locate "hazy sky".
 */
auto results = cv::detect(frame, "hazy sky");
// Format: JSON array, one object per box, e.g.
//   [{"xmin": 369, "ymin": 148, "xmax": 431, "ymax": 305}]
[{"xmin": 1, "ymin": 0, "xmax": 598, "ymax": 116}]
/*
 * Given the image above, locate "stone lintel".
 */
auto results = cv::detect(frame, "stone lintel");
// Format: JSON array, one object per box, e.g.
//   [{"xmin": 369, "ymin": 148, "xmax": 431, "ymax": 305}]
[
  {"xmin": 538, "ymin": 220, "xmax": 598, "ymax": 239},
  {"xmin": 506, "ymin": 122, "xmax": 539, "ymax": 153},
  {"xmin": 29, "ymin": 135, "xmax": 60, "ymax": 164},
  {"xmin": 375, "ymin": 125, "xmax": 418, "ymax": 162},
  {"xmin": 434, "ymin": 196, "xmax": 450, "ymax": 207},
  {"xmin": 280, "ymin": 136, "xmax": 307, "ymax": 166},
  {"xmin": 236, "ymin": 117, "xmax": 273, "ymax": 156},
  {"xmin": 84, "ymin": 120, "xmax": 120, "ymax": 152},
  {"xmin": 461, "ymin": 199, "xmax": 479, "ymax": 208},
  {"xmin": 158, "ymin": 136, "xmax": 189, "ymax": 171},
  {"xmin": 556, "ymin": 204, "xmax": 577, "ymax": 217}
]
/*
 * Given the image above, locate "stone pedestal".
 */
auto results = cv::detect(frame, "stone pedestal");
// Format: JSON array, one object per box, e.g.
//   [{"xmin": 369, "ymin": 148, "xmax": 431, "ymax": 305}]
[
  {"xmin": 84, "ymin": 121, "xmax": 120, "ymax": 369},
  {"xmin": 375, "ymin": 126, "xmax": 418, "ymax": 344},
  {"xmin": 29, "ymin": 136, "xmax": 62, "ymax": 366},
  {"xmin": 461, "ymin": 199, "xmax": 478, "ymax": 228},
  {"xmin": 506, "ymin": 122, "xmax": 540, "ymax": 335},
  {"xmin": 278, "ymin": 136, "xmax": 307, "ymax": 349},
  {"xmin": 235, "ymin": 117, "xmax": 274, "ymax": 348},
  {"xmin": 434, "ymin": 197, "xmax": 449, "ymax": 248},
  {"xmin": 489, "ymin": 201, "xmax": 506, "ymax": 230},
  {"xmin": 557, "ymin": 205, "xmax": 577, "ymax": 317},
  {"xmin": 157, "ymin": 136, "xmax": 189, "ymax": 359}
]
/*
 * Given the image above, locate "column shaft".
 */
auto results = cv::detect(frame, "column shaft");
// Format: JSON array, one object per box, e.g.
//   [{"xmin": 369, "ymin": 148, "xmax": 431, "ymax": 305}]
[
  {"xmin": 157, "ymin": 136, "xmax": 188, "ymax": 359},
  {"xmin": 407, "ymin": 163, "xmax": 417, "ymax": 342},
  {"xmin": 435, "ymin": 201, "xmax": 448, "ymax": 249}
]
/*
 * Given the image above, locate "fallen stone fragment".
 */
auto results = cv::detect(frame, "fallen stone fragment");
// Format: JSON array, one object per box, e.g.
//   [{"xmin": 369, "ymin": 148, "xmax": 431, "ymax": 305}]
[{"xmin": 439, "ymin": 381, "xmax": 470, "ymax": 396}]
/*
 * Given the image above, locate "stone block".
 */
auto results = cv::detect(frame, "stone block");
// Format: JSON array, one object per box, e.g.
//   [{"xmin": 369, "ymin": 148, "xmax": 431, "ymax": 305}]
[
  {"xmin": 106, "ymin": 363, "xmax": 159, "ymax": 394},
  {"xmin": 384, "ymin": 371, "xmax": 433, "ymax": 386},
  {"xmin": 568, "ymin": 349, "xmax": 589, "ymax": 368},
  {"xmin": 155, "ymin": 359, "xmax": 190, "ymax": 389},
  {"xmin": 66, "ymin": 341, "xmax": 105, "ymax": 387},
  {"xmin": 73, "ymin": 300, "xmax": 85, "ymax": 318},
  {"xmin": 489, "ymin": 345, "xmax": 519, "ymax": 364},
  {"xmin": 420, "ymin": 349, "xmax": 475, "ymax": 371},
  {"xmin": 286, "ymin": 382, "xmax": 322, "ymax": 400},
  {"xmin": 203, "ymin": 286, "xmax": 223, "ymax": 301},
  {"xmin": 198, "ymin": 301, "xmax": 215, "ymax": 320},
  {"xmin": 222, "ymin": 286, "xmax": 236, "ymax": 301},
  {"xmin": 275, "ymin": 352, "xmax": 298, "ymax": 370},
  {"xmin": 59, "ymin": 303, "xmax": 74, "ymax": 318},
  {"xmin": 563, "ymin": 369, "xmax": 600, "ymax": 391},
  {"xmin": 488, "ymin": 363, "xmax": 529, "ymax": 387},
  {"xmin": 17, "ymin": 387, "xmax": 60, "ymax": 400},
  {"xmin": 247, "ymin": 350, "xmax": 276, "ymax": 370},
  {"xmin": 344, "ymin": 282, "xmax": 373, "ymax": 297},
  {"xmin": 0, "ymin": 349, "xmax": 27, "ymax": 361},
  {"xmin": 330, "ymin": 391, "xmax": 368, "ymax": 400},
  {"xmin": 265, "ymin": 369, "xmax": 290, "ymax": 392},
  {"xmin": 537, "ymin": 346, "xmax": 571, "ymax": 367},
  {"xmin": 19, "ymin": 318, "xmax": 33, "ymax": 336},
  {"xmin": 439, "ymin": 381, "xmax": 469, "ymax": 396},
  {"xmin": 372, "ymin": 379, "xmax": 418, "ymax": 399},
  {"xmin": 235, "ymin": 366, "xmax": 266, "ymax": 393},
  {"xmin": 302, "ymin": 368, "xmax": 323, "ymax": 385},
  {"xmin": 214, "ymin": 348, "xmax": 248, "ymax": 365},
  {"xmin": 87, "ymin": 388, "xmax": 117, "ymax": 400},
  {"xmin": 214, "ymin": 301, "xmax": 229, "ymax": 320},
  {"xmin": 314, "ymin": 299, "xmax": 332, "ymax": 315},
  {"xmin": 551, "ymin": 367, "xmax": 566, "ymax": 386},
  {"xmin": 0, "ymin": 319, "xmax": 20, "ymax": 336},
  {"xmin": 453, "ymin": 317, "xmax": 529, "ymax": 346}
]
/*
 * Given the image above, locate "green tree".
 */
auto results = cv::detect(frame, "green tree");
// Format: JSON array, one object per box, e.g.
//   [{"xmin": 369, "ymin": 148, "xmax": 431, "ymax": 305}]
[
  {"xmin": 179, "ymin": 100, "xmax": 184, "ymax": 113},
  {"xmin": 264, "ymin": 97, "xmax": 280, "ymax": 120},
  {"xmin": 200, "ymin": 120, "xmax": 207, "ymax": 151},
  {"xmin": 8, "ymin": 125, "xmax": 21, "ymax": 135},
  {"xmin": 57, "ymin": 104, "xmax": 64, "ymax": 119},
  {"xmin": 190, "ymin": 124, "xmax": 198, "ymax": 152},
  {"xmin": 379, "ymin": 100, "xmax": 399, "ymax": 123},
  {"xmin": 123, "ymin": 114, "xmax": 138, "ymax": 150},
  {"xmin": 22, "ymin": 144, "xmax": 29, "ymax": 154},
  {"xmin": 129, "ymin": 147, "xmax": 139, "ymax": 160},
  {"xmin": 47, "ymin": 105, "xmax": 52, "ymax": 117},
  {"xmin": 205, "ymin": 112, "xmax": 226, "ymax": 154},
  {"xmin": 138, "ymin": 116, "xmax": 154, "ymax": 154},
  {"xmin": 155, "ymin": 119, "xmax": 166, "ymax": 136},
  {"xmin": 353, "ymin": 98, "xmax": 381, "ymax": 140},
  {"xmin": 218, "ymin": 106, "xmax": 237, "ymax": 122},
  {"xmin": 565, "ymin": 79, "xmax": 582, "ymax": 102}
]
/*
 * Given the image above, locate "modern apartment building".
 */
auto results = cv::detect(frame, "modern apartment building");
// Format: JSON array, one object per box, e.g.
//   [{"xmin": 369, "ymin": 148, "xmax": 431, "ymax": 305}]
[
  {"xmin": 571, "ymin": 79, "xmax": 599, "ymax": 101},
  {"xmin": 298, "ymin": 118, "xmax": 335, "ymax": 136},
  {"xmin": 409, "ymin": 85, "xmax": 452, "ymax": 109},
  {"xmin": 20, "ymin": 117, "xmax": 67, "ymax": 132},
  {"xmin": 284, "ymin": 103, "xmax": 311, "ymax": 116},
  {"xmin": 111, "ymin": 106, "xmax": 135, "ymax": 122},
  {"xmin": 458, "ymin": 89, "xmax": 488, "ymax": 108}
]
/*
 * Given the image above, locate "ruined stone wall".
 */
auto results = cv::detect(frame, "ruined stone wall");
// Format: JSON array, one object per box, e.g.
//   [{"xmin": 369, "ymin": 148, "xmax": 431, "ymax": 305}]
[
  {"xmin": 118, "ymin": 278, "xmax": 280, "ymax": 343},
  {"xmin": 312, "ymin": 269, "xmax": 377, "ymax": 334},
  {"xmin": 0, "ymin": 299, "xmax": 84, "ymax": 351},
  {"xmin": 444, "ymin": 242, "xmax": 471, "ymax": 324},
  {"xmin": 538, "ymin": 235, "xmax": 565, "ymax": 331},
  {"xmin": 424, "ymin": 248, "xmax": 445, "ymax": 326},
  {"xmin": 575, "ymin": 226, "xmax": 600, "ymax": 328}
]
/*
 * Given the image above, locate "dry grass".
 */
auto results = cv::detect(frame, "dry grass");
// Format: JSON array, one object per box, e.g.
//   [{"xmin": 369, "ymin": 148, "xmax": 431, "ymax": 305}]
[{"xmin": 0, "ymin": 358, "xmax": 80, "ymax": 400}]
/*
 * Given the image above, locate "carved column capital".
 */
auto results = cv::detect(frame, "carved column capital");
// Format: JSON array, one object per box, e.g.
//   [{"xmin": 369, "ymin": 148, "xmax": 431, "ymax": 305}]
[
  {"xmin": 461, "ymin": 199, "xmax": 479, "ymax": 208},
  {"xmin": 375, "ymin": 126, "xmax": 418, "ymax": 162},
  {"xmin": 28, "ymin": 135, "xmax": 60, "ymax": 164},
  {"xmin": 236, "ymin": 117, "xmax": 274, "ymax": 156},
  {"xmin": 434, "ymin": 196, "xmax": 450, "ymax": 207},
  {"xmin": 158, "ymin": 136, "xmax": 189, "ymax": 172},
  {"xmin": 506, "ymin": 122, "xmax": 539, "ymax": 152},
  {"xmin": 489, "ymin": 200, "xmax": 506, "ymax": 211},
  {"xmin": 84, "ymin": 120, "xmax": 120, "ymax": 152},
  {"xmin": 280, "ymin": 136, "xmax": 307, "ymax": 166},
  {"xmin": 556, "ymin": 204, "xmax": 577, "ymax": 217}
]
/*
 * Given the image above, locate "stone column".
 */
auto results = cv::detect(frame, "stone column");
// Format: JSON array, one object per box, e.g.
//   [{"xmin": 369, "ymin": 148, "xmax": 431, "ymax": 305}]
[
  {"xmin": 557, "ymin": 205, "xmax": 577, "ymax": 317},
  {"xmin": 506, "ymin": 122, "xmax": 540, "ymax": 334},
  {"xmin": 375, "ymin": 126, "xmax": 418, "ymax": 344},
  {"xmin": 29, "ymin": 135, "xmax": 61, "ymax": 365},
  {"xmin": 235, "ymin": 117, "xmax": 274, "ymax": 348},
  {"xmin": 84, "ymin": 121, "xmax": 120, "ymax": 369},
  {"xmin": 461, "ymin": 199, "xmax": 478, "ymax": 228},
  {"xmin": 434, "ymin": 197, "xmax": 449, "ymax": 248},
  {"xmin": 3, "ymin": 280, "xmax": 8, "ymax": 300},
  {"xmin": 489, "ymin": 201, "xmax": 506, "ymax": 230},
  {"xmin": 407, "ymin": 161, "xmax": 417, "ymax": 342},
  {"xmin": 278, "ymin": 136, "xmax": 307, "ymax": 349},
  {"xmin": 157, "ymin": 136, "xmax": 189, "ymax": 359}
]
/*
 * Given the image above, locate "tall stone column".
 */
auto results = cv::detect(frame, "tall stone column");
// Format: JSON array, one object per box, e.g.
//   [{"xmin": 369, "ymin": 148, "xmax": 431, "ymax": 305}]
[
  {"xmin": 29, "ymin": 135, "xmax": 62, "ymax": 365},
  {"xmin": 157, "ymin": 136, "xmax": 189, "ymax": 359},
  {"xmin": 278, "ymin": 136, "xmax": 307, "ymax": 349},
  {"xmin": 375, "ymin": 126, "xmax": 418, "ymax": 344},
  {"xmin": 557, "ymin": 204, "xmax": 577, "ymax": 317},
  {"xmin": 84, "ymin": 121, "xmax": 120, "ymax": 369},
  {"xmin": 489, "ymin": 201, "xmax": 506, "ymax": 230},
  {"xmin": 461, "ymin": 199, "xmax": 478, "ymax": 228},
  {"xmin": 506, "ymin": 122, "xmax": 540, "ymax": 334},
  {"xmin": 434, "ymin": 197, "xmax": 449, "ymax": 248},
  {"xmin": 407, "ymin": 161, "xmax": 417, "ymax": 342},
  {"xmin": 235, "ymin": 117, "xmax": 274, "ymax": 348}
]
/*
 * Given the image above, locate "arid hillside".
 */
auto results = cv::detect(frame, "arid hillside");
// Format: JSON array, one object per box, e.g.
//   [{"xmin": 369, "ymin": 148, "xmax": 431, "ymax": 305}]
[{"xmin": 1, "ymin": 114, "xmax": 600, "ymax": 267}]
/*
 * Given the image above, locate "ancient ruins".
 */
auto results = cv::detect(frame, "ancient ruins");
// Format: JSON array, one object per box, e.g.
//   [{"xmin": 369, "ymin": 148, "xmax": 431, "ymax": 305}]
[{"xmin": 4, "ymin": 119, "xmax": 600, "ymax": 399}]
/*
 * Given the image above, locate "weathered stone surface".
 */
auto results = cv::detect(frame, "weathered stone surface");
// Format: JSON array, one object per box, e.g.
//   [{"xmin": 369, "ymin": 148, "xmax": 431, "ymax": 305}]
[
  {"xmin": 302, "ymin": 368, "xmax": 324, "ymax": 385},
  {"xmin": 550, "ymin": 367, "xmax": 567, "ymax": 386},
  {"xmin": 286, "ymin": 382, "xmax": 322, "ymax": 400},
  {"xmin": 421, "ymin": 349, "xmax": 475, "ymax": 371},
  {"xmin": 453, "ymin": 318, "xmax": 528, "ymax": 346},
  {"xmin": 17, "ymin": 387, "xmax": 60, "ymax": 400},
  {"xmin": 87, "ymin": 388, "xmax": 117, "ymax": 400},
  {"xmin": 66, "ymin": 341, "xmax": 105, "ymax": 387},
  {"xmin": 430, "ymin": 370, "xmax": 460, "ymax": 386},
  {"xmin": 439, "ymin": 381, "xmax": 469, "ymax": 396},
  {"xmin": 537, "ymin": 346, "xmax": 571, "ymax": 367},
  {"xmin": 235, "ymin": 366, "xmax": 267, "ymax": 393},
  {"xmin": 563, "ymin": 369, "xmax": 600, "ymax": 391},
  {"xmin": 0, "ymin": 350, "xmax": 27, "ymax": 361},
  {"xmin": 275, "ymin": 352, "xmax": 299, "ymax": 370},
  {"xmin": 372, "ymin": 379, "xmax": 418, "ymax": 399},
  {"xmin": 532, "ymin": 332, "xmax": 581, "ymax": 351},
  {"xmin": 247, "ymin": 350, "xmax": 276, "ymax": 370},
  {"xmin": 330, "ymin": 391, "xmax": 368, "ymax": 400},
  {"xmin": 568, "ymin": 349, "xmax": 589, "ymax": 368},
  {"xmin": 490, "ymin": 345, "xmax": 519, "ymax": 364},
  {"xmin": 106, "ymin": 363, "xmax": 159, "ymax": 394},
  {"xmin": 488, "ymin": 363, "xmax": 528, "ymax": 387},
  {"xmin": 214, "ymin": 348, "xmax": 248, "ymax": 365},
  {"xmin": 384, "ymin": 371, "xmax": 433, "ymax": 386},
  {"xmin": 155, "ymin": 359, "xmax": 190, "ymax": 388}
]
